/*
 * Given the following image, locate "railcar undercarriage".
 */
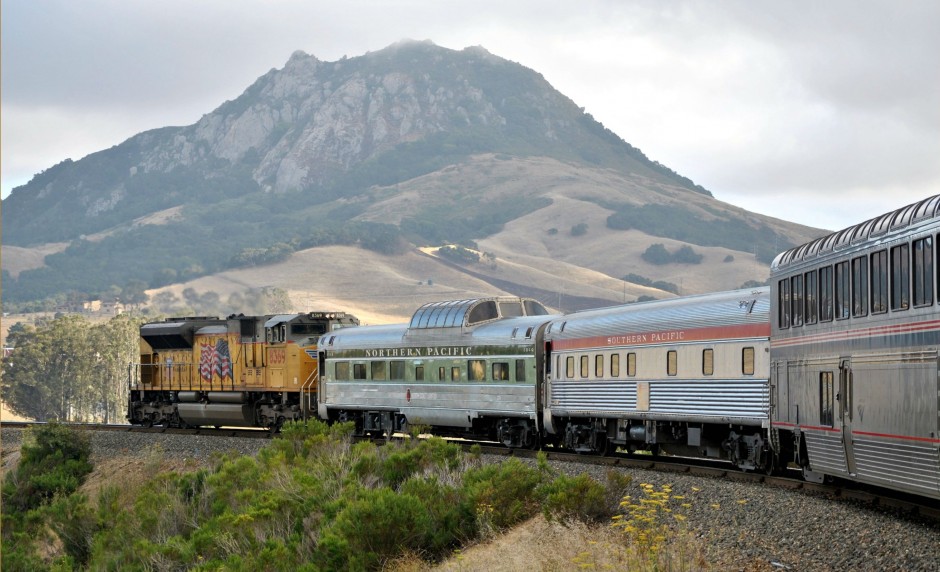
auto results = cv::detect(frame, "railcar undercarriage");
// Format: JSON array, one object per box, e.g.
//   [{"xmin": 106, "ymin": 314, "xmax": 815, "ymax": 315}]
[
  {"xmin": 330, "ymin": 409, "xmax": 538, "ymax": 449},
  {"xmin": 558, "ymin": 417, "xmax": 777, "ymax": 471},
  {"xmin": 127, "ymin": 390, "xmax": 311, "ymax": 430}
]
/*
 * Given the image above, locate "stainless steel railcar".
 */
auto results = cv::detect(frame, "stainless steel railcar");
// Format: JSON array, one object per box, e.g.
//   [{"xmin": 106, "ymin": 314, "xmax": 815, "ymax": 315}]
[
  {"xmin": 318, "ymin": 297, "xmax": 555, "ymax": 447},
  {"xmin": 542, "ymin": 288, "xmax": 774, "ymax": 470},
  {"xmin": 771, "ymin": 195, "xmax": 940, "ymax": 499}
]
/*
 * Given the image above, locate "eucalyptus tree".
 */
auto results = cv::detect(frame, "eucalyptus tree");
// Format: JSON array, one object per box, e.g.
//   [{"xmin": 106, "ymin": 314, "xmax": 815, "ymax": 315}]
[{"xmin": 1, "ymin": 314, "xmax": 144, "ymax": 422}]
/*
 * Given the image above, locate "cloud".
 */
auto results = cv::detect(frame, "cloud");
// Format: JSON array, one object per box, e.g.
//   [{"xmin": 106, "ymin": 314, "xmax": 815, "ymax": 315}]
[{"xmin": 2, "ymin": 0, "xmax": 938, "ymax": 231}]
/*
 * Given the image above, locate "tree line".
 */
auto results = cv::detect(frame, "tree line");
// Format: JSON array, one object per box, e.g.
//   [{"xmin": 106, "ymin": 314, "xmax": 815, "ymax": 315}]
[
  {"xmin": 1, "ymin": 287, "xmax": 298, "ymax": 422},
  {"xmin": 1, "ymin": 314, "xmax": 144, "ymax": 423}
]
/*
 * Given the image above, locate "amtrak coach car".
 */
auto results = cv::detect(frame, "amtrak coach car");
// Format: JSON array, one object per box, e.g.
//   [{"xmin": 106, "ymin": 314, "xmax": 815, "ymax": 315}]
[
  {"xmin": 771, "ymin": 194, "xmax": 940, "ymax": 499},
  {"xmin": 543, "ymin": 288, "xmax": 775, "ymax": 470},
  {"xmin": 318, "ymin": 297, "xmax": 555, "ymax": 447}
]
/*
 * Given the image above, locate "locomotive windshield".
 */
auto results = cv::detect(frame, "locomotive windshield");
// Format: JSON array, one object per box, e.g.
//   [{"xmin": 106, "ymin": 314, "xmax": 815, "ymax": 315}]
[{"xmin": 291, "ymin": 322, "xmax": 328, "ymax": 336}]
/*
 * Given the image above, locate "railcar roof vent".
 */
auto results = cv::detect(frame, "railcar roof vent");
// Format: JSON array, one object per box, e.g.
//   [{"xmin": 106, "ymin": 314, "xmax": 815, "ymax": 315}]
[
  {"xmin": 913, "ymin": 195, "xmax": 940, "ymax": 222},
  {"xmin": 408, "ymin": 297, "xmax": 549, "ymax": 329},
  {"xmin": 832, "ymin": 227, "xmax": 854, "ymax": 250},
  {"xmin": 890, "ymin": 203, "xmax": 918, "ymax": 230},
  {"xmin": 870, "ymin": 212, "xmax": 894, "ymax": 236}
]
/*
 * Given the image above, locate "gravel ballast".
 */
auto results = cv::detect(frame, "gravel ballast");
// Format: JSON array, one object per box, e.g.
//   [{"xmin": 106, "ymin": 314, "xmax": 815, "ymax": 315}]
[{"xmin": 2, "ymin": 427, "xmax": 938, "ymax": 571}]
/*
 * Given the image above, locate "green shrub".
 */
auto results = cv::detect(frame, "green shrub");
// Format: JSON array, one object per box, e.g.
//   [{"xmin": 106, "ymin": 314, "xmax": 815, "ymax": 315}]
[
  {"xmin": 46, "ymin": 493, "xmax": 96, "ymax": 566},
  {"xmin": 373, "ymin": 436, "xmax": 464, "ymax": 488},
  {"xmin": 1, "ymin": 517, "xmax": 48, "ymax": 572},
  {"xmin": 641, "ymin": 243, "xmax": 702, "ymax": 265},
  {"xmin": 673, "ymin": 245, "xmax": 703, "ymax": 264},
  {"xmin": 263, "ymin": 419, "xmax": 356, "ymax": 476},
  {"xmin": 316, "ymin": 487, "xmax": 432, "ymax": 570},
  {"xmin": 399, "ymin": 477, "xmax": 473, "ymax": 557},
  {"xmin": 538, "ymin": 473, "xmax": 609, "ymax": 524},
  {"xmin": 641, "ymin": 243, "xmax": 673, "ymax": 265},
  {"xmin": 606, "ymin": 203, "xmax": 790, "ymax": 264},
  {"xmin": 460, "ymin": 458, "xmax": 544, "ymax": 533},
  {"xmin": 438, "ymin": 245, "xmax": 480, "ymax": 264},
  {"xmin": 2, "ymin": 423, "xmax": 93, "ymax": 513}
]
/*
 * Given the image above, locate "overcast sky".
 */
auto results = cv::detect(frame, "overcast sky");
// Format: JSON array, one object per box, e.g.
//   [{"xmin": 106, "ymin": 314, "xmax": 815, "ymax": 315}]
[{"xmin": 3, "ymin": 1, "xmax": 938, "ymax": 231}]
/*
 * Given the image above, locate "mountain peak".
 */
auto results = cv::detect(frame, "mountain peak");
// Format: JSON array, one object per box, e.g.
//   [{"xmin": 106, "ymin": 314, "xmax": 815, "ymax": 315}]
[
  {"xmin": 285, "ymin": 49, "xmax": 317, "ymax": 66},
  {"xmin": 2, "ymin": 42, "xmax": 758, "ymax": 308}
]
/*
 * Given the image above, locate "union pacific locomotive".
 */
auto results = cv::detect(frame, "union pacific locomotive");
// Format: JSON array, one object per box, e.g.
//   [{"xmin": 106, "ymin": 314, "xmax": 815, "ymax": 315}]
[
  {"xmin": 127, "ymin": 312, "xmax": 358, "ymax": 430},
  {"xmin": 129, "ymin": 194, "xmax": 940, "ymax": 500}
]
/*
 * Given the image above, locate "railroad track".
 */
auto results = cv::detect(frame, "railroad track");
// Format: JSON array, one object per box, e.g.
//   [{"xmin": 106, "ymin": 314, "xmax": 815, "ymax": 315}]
[
  {"xmin": 0, "ymin": 420, "xmax": 275, "ymax": 440},
  {"xmin": 5, "ymin": 420, "xmax": 939, "ymax": 521}
]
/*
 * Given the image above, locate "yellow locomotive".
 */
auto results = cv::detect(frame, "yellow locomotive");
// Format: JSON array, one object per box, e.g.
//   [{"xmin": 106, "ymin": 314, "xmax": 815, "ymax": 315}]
[{"xmin": 128, "ymin": 312, "xmax": 359, "ymax": 429}]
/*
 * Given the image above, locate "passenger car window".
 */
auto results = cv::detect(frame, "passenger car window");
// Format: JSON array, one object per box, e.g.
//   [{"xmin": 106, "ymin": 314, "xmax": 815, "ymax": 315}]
[{"xmin": 468, "ymin": 360, "xmax": 486, "ymax": 381}]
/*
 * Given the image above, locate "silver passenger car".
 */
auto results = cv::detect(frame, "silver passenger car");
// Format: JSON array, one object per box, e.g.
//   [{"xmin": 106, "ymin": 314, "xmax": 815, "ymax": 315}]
[
  {"xmin": 318, "ymin": 297, "xmax": 555, "ymax": 447},
  {"xmin": 543, "ymin": 288, "xmax": 772, "ymax": 469},
  {"xmin": 771, "ymin": 195, "xmax": 940, "ymax": 499}
]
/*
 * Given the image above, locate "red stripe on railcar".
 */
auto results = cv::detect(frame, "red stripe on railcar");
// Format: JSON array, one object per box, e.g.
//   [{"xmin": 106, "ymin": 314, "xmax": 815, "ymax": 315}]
[
  {"xmin": 771, "ymin": 318, "xmax": 940, "ymax": 348},
  {"xmin": 771, "ymin": 423, "xmax": 940, "ymax": 444},
  {"xmin": 852, "ymin": 430, "xmax": 940, "ymax": 444}
]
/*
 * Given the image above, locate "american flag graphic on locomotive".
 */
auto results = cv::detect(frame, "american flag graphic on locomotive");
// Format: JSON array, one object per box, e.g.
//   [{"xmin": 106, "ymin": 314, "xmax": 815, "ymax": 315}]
[{"xmin": 199, "ymin": 339, "xmax": 232, "ymax": 382}]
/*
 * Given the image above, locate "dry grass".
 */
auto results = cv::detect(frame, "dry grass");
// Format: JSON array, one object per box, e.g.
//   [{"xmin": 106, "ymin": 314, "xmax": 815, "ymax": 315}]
[
  {"xmin": 1, "ymin": 401, "xmax": 31, "ymax": 422},
  {"xmin": 76, "ymin": 450, "xmax": 203, "ymax": 508},
  {"xmin": 145, "ymin": 245, "xmax": 512, "ymax": 324},
  {"xmin": 1, "ymin": 243, "xmax": 69, "ymax": 278},
  {"xmin": 383, "ymin": 513, "xmax": 718, "ymax": 572}
]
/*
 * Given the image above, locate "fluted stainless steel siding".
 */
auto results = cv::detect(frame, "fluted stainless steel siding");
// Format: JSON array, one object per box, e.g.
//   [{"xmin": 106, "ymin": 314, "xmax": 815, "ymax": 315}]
[
  {"xmin": 324, "ymin": 382, "xmax": 536, "ymax": 427},
  {"xmin": 805, "ymin": 431, "xmax": 849, "ymax": 475},
  {"xmin": 853, "ymin": 437, "xmax": 940, "ymax": 498},
  {"xmin": 550, "ymin": 379, "xmax": 767, "ymax": 422}
]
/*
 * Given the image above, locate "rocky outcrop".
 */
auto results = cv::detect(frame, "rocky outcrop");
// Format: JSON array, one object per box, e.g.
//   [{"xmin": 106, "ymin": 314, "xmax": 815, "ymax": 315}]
[{"xmin": 2, "ymin": 39, "xmax": 708, "ymax": 248}]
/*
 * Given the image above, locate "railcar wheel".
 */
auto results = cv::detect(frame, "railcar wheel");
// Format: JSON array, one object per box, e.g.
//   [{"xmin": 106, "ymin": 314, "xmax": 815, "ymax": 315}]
[
  {"xmin": 763, "ymin": 454, "xmax": 779, "ymax": 476},
  {"xmin": 527, "ymin": 434, "xmax": 541, "ymax": 450}
]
